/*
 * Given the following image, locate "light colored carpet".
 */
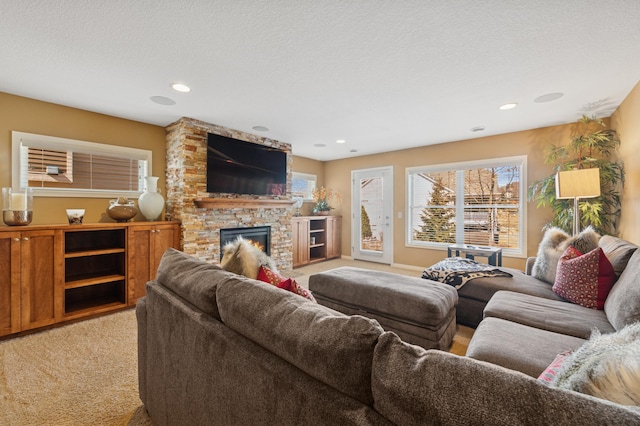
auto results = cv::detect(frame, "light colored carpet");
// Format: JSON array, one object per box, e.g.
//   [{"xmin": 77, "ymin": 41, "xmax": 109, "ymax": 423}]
[
  {"xmin": 0, "ymin": 309, "xmax": 152, "ymax": 426},
  {"xmin": 0, "ymin": 258, "xmax": 472, "ymax": 424}
]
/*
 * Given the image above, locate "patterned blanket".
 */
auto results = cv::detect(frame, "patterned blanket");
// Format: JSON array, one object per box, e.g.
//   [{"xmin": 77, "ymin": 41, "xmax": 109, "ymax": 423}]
[{"xmin": 422, "ymin": 257, "xmax": 512, "ymax": 290}]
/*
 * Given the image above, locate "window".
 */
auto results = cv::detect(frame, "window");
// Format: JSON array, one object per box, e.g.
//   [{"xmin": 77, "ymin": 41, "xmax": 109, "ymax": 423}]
[
  {"xmin": 407, "ymin": 156, "xmax": 526, "ymax": 256},
  {"xmin": 291, "ymin": 172, "xmax": 317, "ymax": 200},
  {"xmin": 12, "ymin": 131, "xmax": 152, "ymax": 198}
]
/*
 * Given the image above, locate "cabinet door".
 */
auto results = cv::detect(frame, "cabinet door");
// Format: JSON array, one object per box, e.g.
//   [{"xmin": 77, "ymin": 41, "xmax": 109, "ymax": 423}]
[
  {"xmin": 128, "ymin": 225, "xmax": 153, "ymax": 305},
  {"xmin": 150, "ymin": 223, "xmax": 179, "ymax": 279},
  {"xmin": 0, "ymin": 232, "xmax": 21, "ymax": 336},
  {"xmin": 326, "ymin": 216, "xmax": 342, "ymax": 259},
  {"xmin": 292, "ymin": 218, "xmax": 310, "ymax": 267},
  {"xmin": 128, "ymin": 223, "xmax": 180, "ymax": 305},
  {"xmin": 20, "ymin": 230, "xmax": 63, "ymax": 331}
]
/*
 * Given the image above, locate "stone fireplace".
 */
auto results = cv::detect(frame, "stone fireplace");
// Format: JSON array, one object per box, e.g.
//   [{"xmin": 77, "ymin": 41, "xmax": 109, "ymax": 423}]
[{"xmin": 164, "ymin": 117, "xmax": 293, "ymax": 271}]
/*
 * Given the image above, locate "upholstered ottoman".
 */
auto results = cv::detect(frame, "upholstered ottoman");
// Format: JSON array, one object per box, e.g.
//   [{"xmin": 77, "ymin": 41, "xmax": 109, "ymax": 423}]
[{"xmin": 309, "ymin": 267, "xmax": 458, "ymax": 350}]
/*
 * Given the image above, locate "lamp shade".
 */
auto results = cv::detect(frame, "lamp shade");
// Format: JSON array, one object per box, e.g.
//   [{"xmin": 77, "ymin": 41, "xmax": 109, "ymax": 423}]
[{"xmin": 555, "ymin": 168, "xmax": 601, "ymax": 199}]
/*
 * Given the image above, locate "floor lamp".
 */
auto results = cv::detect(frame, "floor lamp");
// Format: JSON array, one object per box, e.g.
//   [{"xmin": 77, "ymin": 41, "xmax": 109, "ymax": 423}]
[{"xmin": 555, "ymin": 168, "xmax": 601, "ymax": 236}]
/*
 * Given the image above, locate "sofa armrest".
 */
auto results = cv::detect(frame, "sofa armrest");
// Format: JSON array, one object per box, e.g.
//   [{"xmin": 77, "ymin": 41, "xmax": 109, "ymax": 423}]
[{"xmin": 525, "ymin": 257, "xmax": 536, "ymax": 275}]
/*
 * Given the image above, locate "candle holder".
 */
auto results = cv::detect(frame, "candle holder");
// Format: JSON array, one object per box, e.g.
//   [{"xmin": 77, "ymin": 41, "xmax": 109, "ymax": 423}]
[{"xmin": 2, "ymin": 187, "xmax": 33, "ymax": 226}]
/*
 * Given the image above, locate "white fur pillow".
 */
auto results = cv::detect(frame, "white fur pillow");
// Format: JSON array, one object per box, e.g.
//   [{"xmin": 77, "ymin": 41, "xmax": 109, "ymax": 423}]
[
  {"xmin": 531, "ymin": 226, "xmax": 601, "ymax": 284},
  {"xmin": 220, "ymin": 236, "xmax": 278, "ymax": 279},
  {"xmin": 551, "ymin": 322, "xmax": 640, "ymax": 406},
  {"xmin": 531, "ymin": 227, "xmax": 570, "ymax": 283}
]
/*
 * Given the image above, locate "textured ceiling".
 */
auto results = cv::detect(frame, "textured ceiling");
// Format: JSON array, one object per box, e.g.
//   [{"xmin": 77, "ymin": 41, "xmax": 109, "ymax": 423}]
[{"xmin": 2, "ymin": 1, "xmax": 640, "ymax": 161}]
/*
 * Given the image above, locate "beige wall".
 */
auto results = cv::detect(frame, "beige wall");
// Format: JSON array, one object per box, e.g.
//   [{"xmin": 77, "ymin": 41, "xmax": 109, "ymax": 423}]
[
  {"xmin": 611, "ymin": 80, "xmax": 640, "ymax": 244},
  {"xmin": 317, "ymin": 124, "xmax": 589, "ymax": 270},
  {"xmin": 0, "ymin": 92, "xmax": 166, "ymax": 224}
]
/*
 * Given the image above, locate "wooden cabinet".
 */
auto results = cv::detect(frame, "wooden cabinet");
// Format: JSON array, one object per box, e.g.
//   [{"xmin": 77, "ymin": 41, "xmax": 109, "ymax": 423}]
[
  {"xmin": 128, "ymin": 222, "xmax": 180, "ymax": 305},
  {"xmin": 292, "ymin": 216, "xmax": 341, "ymax": 268},
  {"xmin": 0, "ymin": 229, "xmax": 63, "ymax": 335},
  {"xmin": 0, "ymin": 221, "xmax": 179, "ymax": 338}
]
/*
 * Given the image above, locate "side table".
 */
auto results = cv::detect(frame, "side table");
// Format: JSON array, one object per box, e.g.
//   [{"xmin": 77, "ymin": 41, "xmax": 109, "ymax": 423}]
[{"xmin": 447, "ymin": 244, "xmax": 503, "ymax": 266}]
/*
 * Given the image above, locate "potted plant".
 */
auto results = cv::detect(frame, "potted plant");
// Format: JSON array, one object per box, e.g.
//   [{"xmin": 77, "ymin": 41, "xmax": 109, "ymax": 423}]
[
  {"xmin": 312, "ymin": 186, "xmax": 340, "ymax": 215},
  {"xmin": 528, "ymin": 115, "xmax": 624, "ymax": 235}
]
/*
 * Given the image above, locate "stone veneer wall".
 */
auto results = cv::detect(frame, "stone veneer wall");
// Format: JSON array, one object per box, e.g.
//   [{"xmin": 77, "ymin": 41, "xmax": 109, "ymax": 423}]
[{"xmin": 165, "ymin": 117, "xmax": 293, "ymax": 271}]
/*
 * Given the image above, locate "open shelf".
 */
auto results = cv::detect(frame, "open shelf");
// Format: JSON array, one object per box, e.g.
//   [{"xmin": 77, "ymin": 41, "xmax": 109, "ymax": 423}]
[
  {"xmin": 64, "ymin": 280, "xmax": 126, "ymax": 315},
  {"xmin": 65, "ymin": 274, "xmax": 127, "ymax": 289},
  {"xmin": 64, "ymin": 227, "xmax": 127, "ymax": 316}
]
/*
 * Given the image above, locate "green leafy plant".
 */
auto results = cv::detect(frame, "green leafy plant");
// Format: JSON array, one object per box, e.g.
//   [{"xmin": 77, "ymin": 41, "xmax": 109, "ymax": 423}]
[{"xmin": 528, "ymin": 115, "xmax": 624, "ymax": 235}]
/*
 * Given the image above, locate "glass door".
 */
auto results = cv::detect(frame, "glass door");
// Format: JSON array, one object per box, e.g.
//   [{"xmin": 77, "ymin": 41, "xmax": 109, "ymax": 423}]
[{"xmin": 351, "ymin": 167, "xmax": 393, "ymax": 264}]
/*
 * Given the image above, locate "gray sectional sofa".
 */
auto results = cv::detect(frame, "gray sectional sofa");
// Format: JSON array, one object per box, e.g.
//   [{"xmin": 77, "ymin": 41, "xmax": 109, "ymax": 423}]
[
  {"xmin": 466, "ymin": 235, "xmax": 640, "ymax": 378},
  {"xmin": 455, "ymin": 235, "xmax": 639, "ymax": 329},
  {"xmin": 137, "ymin": 248, "xmax": 640, "ymax": 425}
]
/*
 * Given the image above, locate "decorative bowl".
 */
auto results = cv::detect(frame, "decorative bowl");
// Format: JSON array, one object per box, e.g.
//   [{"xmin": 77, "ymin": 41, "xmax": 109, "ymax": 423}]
[{"xmin": 107, "ymin": 197, "xmax": 138, "ymax": 222}]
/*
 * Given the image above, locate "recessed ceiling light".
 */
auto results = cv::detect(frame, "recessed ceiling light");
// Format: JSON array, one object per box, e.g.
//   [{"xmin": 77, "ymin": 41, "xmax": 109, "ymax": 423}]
[
  {"xmin": 499, "ymin": 103, "xmax": 518, "ymax": 110},
  {"xmin": 252, "ymin": 126, "xmax": 269, "ymax": 132},
  {"xmin": 534, "ymin": 92, "xmax": 564, "ymax": 103},
  {"xmin": 336, "ymin": 139, "xmax": 346, "ymax": 144},
  {"xmin": 150, "ymin": 96, "xmax": 176, "ymax": 105},
  {"xmin": 314, "ymin": 144, "xmax": 327, "ymax": 148},
  {"xmin": 171, "ymin": 83, "xmax": 191, "ymax": 93},
  {"xmin": 471, "ymin": 126, "xmax": 485, "ymax": 132}
]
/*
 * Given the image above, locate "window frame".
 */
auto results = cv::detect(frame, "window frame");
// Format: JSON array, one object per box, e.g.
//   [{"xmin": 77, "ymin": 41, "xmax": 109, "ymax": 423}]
[
  {"xmin": 291, "ymin": 172, "xmax": 317, "ymax": 201},
  {"xmin": 406, "ymin": 155, "xmax": 527, "ymax": 257},
  {"xmin": 12, "ymin": 131, "xmax": 152, "ymax": 198}
]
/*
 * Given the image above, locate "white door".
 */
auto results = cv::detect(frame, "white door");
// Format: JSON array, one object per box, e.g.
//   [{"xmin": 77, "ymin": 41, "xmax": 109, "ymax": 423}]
[{"xmin": 351, "ymin": 167, "xmax": 393, "ymax": 264}]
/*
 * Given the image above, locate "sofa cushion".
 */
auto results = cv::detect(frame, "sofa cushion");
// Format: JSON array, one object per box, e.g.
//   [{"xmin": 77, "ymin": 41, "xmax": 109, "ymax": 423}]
[
  {"xmin": 155, "ymin": 248, "xmax": 225, "ymax": 320},
  {"xmin": 552, "ymin": 247, "xmax": 616, "ymax": 310},
  {"xmin": 604, "ymin": 249, "xmax": 640, "ymax": 330},
  {"xmin": 466, "ymin": 317, "xmax": 586, "ymax": 377},
  {"xmin": 216, "ymin": 276, "xmax": 383, "ymax": 405},
  {"xmin": 598, "ymin": 235, "xmax": 638, "ymax": 276},
  {"xmin": 457, "ymin": 267, "xmax": 561, "ymax": 303},
  {"xmin": 372, "ymin": 332, "xmax": 640, "ymax": 425},
  {"xmin": 483, "ymin": 291, "xmax": 614, "ymax": 339}
]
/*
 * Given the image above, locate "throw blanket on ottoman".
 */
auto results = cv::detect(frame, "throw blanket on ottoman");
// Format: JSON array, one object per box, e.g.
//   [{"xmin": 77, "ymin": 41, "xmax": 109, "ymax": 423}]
[{"xmin": 422, "ymin": 257, "xmax": 513, "ymax": 289}]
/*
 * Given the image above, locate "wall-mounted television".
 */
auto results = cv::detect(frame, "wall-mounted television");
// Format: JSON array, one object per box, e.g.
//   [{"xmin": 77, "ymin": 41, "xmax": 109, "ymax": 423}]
[{"xmin": 206, "ymin": 133, "xmax": 287, "ymax": 196}]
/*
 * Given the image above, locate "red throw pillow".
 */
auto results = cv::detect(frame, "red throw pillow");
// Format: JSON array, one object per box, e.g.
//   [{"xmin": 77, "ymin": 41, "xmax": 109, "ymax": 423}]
[
  {"xmin": 257, "ymin": 265, "xmax": 293, "ymax": 291},
  {"xmin": 257, "ymin": 266, "xmax": 316, "ymax": 302},
  {"xmin": 290, "ymin": 279, "xmax": 317, "ymax": 303},
  {"xmin": 552, "ymin": 246, "xmax": 616, "ymax": 309}
]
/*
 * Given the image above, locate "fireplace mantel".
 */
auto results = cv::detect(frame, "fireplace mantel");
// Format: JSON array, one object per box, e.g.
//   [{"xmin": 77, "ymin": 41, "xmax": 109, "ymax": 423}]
[{"xmin": 194, "ymin": 198, "xmax": 295, "ymax": 209}]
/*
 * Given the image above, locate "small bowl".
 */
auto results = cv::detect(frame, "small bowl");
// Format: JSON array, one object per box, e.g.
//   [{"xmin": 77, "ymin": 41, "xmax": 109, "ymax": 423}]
[{"xmin": 66, "ymin": 209, "xmax": 85, "ymax": 225}]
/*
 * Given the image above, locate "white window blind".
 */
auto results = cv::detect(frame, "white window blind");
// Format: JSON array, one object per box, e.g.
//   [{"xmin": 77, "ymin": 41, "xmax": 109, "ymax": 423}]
[
  {"xmin": 407, "ymin": 156, "xmax": 527, "ymax": 256},
  {"xmin": 12, "ymin": 131, "xmax": 151, "ymax": 198}
]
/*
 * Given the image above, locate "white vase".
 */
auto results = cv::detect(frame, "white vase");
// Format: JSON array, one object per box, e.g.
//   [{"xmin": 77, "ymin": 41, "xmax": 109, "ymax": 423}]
[{"xmin": 138, "ymin": 176, "xmax": 165, "ymax": 221}]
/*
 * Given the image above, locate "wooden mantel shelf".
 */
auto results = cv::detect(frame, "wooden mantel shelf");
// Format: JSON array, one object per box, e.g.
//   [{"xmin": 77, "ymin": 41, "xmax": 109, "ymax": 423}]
[{"xmin": 194, "ymin": 198, "xmax": 295, "ymax": 209}]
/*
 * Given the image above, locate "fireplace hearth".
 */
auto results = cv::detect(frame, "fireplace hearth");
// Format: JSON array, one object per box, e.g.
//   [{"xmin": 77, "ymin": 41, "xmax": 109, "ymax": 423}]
[{"xmin": 220, "ymin": 226, "xmax": 271, "ymax": 259}]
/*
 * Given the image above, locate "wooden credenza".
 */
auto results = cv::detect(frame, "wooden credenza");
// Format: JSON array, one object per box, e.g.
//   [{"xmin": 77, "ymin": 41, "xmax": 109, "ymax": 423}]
[
  {"xmin": 0, "ymin": 221, "xmax": 180, "ymax": 338},
  {"xmin": 292, "ymin": 216, "xmax": 341, "ymax": 268}
]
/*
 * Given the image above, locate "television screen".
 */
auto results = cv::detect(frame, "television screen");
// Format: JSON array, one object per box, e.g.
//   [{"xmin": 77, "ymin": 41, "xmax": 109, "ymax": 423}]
[{"xmin": 206, "ymin": 133, "xmax": 287, "ymax": 196}]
